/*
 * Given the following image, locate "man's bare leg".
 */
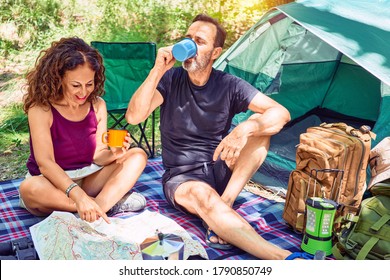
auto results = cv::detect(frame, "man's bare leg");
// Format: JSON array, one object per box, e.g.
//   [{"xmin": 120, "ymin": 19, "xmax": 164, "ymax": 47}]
[
  {"xmin": 205, "ymin": 134, "xmax": 269, "ymax": 245},
  {"xmin": 221, "ymin": 135, "xmax": 270, "ymax": 206},
  {"xmin": 174, "ymin": 181, "xmax": 290, "ymax": 260}
]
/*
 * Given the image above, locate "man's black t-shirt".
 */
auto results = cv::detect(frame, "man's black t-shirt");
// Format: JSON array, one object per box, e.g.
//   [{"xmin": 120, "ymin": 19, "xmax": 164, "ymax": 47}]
[{"xmin": 157, "ymin": 67, "xmax": 258, "ymax": 169}]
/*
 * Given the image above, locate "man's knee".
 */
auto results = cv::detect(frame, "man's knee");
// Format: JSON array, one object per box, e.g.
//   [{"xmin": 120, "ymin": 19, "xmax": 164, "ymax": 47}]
[
  {"xmin": 248, "ymin": 135, "xmax": 271, "ymax": 151},
  {"xmin": 184, "ymin": 182, "xmax": 221, "ymax": 213},
  {"xmin": 233, "ymin": 135, "xmax": 270, "ymax": 170}
]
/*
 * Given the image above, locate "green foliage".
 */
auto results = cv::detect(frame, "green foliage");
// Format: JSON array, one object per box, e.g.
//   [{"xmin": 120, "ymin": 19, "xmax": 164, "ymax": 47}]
[
  {"xmin": 0, "ymin": 0, "xmax": 62, "ymax": 51},
  {"xmin": 0, "ymin": 39, "xmax": 18, "ymax": 58},
  {"xmin": 92, "ymin": 0, "xmax": 193, "ymax": 45},
  {"xmin": 0, "ymin": 103, "xmax": 30, "ymax": 180},
  {"xmin": 0, "ymin": 103, "xmax": 28, "ymax": 134},
  {"xmin": 0, "ymin": 0, "xmax": 293, "ymax": 54},
  {"xmin": 0, "ymin": 0, "xmax": 294, "ymax": 180}
]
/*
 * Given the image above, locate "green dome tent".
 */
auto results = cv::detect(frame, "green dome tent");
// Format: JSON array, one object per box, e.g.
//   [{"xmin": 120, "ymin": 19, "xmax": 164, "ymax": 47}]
[{"xmin": 214, "ymin": 0, "xmax": 390, "ymax": 190}]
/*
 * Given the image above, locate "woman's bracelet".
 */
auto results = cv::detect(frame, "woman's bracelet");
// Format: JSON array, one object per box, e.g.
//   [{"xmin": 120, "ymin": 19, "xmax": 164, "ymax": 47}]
[{"xmin": 65, "ymin": 182, "xmax": 79, "ymax": 197}]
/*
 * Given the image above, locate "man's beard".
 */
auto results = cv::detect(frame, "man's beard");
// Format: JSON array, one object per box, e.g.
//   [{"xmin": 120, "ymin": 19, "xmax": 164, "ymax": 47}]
[{"xmin": 182, "ymin": 50, "xmax": 213, "ymax": 73}]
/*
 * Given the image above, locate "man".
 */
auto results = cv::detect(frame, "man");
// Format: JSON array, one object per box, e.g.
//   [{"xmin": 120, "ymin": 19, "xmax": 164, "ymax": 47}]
[{"xmin": 126, "ymin": 14, "xmax": 295, "ymax": 260}]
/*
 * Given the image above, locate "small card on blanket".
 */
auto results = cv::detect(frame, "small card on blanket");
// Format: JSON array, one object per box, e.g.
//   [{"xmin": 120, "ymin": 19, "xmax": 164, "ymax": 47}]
[{"xmin": 30, "ymin": 210, "xmax": 207, "ymax": 260}]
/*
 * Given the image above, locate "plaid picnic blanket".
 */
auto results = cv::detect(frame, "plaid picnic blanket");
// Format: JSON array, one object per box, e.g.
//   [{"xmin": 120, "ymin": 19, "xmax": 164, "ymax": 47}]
[{"xmin": 0, "ymin": 157, "xmax": 302, "ymax": 260}]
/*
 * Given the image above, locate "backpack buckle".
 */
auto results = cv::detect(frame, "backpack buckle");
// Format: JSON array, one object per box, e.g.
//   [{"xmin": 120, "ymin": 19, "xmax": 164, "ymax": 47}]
[
  {"xmin": 345, "ymin": 239, "xmax": 357, "ymax": 250},
  {"xmin": 345, "ymin": 213, "xmax": 355, "ymax": 222}
]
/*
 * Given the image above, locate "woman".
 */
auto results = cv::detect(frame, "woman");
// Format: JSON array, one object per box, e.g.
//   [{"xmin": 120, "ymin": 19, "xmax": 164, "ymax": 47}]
[{"xmin": 19, "ymin": 37, "xmax": 147, "ymax": 223}]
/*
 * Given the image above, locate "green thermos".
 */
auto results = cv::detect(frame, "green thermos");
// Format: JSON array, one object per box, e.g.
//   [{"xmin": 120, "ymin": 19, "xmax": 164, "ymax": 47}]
[{"xmin": 301, "ymin": 197, "xmax": 337, "ymax": 256}]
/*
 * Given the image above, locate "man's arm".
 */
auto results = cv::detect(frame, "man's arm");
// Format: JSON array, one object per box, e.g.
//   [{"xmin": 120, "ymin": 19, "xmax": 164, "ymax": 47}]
[
  {"xmin": 242, "ymin": 92, "xmax": 291, "ymax": 137},
  {"xmin": 213, "ymin": 91, "xmax": 291, "ymax": 164},
  {"xmin": 125, "ymin": 46, "xmax": 175, "ymax": 125}
]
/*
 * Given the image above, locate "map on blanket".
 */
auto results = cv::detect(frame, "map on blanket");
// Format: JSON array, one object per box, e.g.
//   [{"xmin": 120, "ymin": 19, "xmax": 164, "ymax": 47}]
[{"xmin": 30, "ymin": 210, "xmax": 207, "ymax": 260}]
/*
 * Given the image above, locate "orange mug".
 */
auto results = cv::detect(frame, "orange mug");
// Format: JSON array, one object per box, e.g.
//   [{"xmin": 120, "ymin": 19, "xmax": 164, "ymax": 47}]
[{"xmin": 102, "ymin": 129, "xmax": 127, "ymax": 147}]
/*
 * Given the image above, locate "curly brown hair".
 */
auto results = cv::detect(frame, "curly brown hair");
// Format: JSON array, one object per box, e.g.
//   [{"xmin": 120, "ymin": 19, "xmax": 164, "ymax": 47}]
[{"xmin": 23, "ymin": 37, "xmax": 105, "ymax": 113}]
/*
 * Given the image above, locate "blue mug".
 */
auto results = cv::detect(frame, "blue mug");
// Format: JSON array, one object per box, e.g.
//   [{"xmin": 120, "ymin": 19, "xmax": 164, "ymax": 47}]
[{"xmin": 172, "ymin": 38, "xmax": 197, "ymax": 61}]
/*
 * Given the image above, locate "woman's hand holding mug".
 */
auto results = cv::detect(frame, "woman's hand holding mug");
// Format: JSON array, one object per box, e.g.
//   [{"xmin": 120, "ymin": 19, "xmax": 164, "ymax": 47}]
[{"xmin": 102, "ymin": 129, "xmax": 131, "ymax": 159}]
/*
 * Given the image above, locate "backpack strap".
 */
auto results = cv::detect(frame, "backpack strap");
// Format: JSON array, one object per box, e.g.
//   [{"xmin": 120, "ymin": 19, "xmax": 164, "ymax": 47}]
[
  {"xmin": 295, "ymin": 177, "xmax": 307, "ymax": 232},
  {"xmin": 356, "ymin": 212, "xmax": 390, "ymax": 259},
  {"xmin": 332, "ymin": 243, "xmax": 348, "ymax": 260},
  {"xmin": 320, "ymin": 122, "xmax": 376, "ymax": 141},
  {"xmin": 356, "ymin": 237, "xmax": 379, "ymax": 260},
  {"xmin": 371, "ymin": 213, "xmax": 390, "ymax": 232},
  {"xmin": 333, "ymin": 213, "xmax": 359, "ymax": 237},
  {"xmin": 332, "ymin": 213, "xmax": 360, "ymax": 260}
]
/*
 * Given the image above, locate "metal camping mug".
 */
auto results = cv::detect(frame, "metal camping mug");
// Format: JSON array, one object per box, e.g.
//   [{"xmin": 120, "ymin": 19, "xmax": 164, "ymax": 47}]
[{"xmin": 172, "ymin": 38, "xmax": 197, "ymax": 61}]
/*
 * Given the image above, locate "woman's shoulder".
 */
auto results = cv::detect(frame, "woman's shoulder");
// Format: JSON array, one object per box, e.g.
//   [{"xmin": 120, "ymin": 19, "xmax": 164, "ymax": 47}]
[
  {"xmin": 27, "ymin": 104, "xmax": 53, "ymax": 126},
  {"xmin": 92, "ymin": 97, "xmax": 107, "ymax": 114},
  {"xmin": 27, "ymin": 103, "xmax": 52, "ymax": 116},
  {"xmin": 93, "ymin": 96, "xmax": 106, "ymax": 107}
]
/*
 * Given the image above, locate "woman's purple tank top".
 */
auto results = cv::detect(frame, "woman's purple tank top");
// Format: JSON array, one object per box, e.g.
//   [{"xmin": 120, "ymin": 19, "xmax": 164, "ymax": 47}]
[{"xmin": 26, "ymin": 103, "xmax": 98, "ymax": 175}]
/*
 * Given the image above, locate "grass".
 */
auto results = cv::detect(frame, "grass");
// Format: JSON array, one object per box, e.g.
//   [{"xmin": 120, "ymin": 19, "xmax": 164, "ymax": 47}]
[{"xmin": 0, "ymin": 103, "xmax": 30, "ymax": 180}]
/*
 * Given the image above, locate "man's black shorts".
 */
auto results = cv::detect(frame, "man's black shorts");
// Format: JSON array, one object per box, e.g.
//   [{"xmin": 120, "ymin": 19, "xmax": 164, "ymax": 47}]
[{"xmin": 162, "ymin": 159, "xmax": 232, "ymax": 212}]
